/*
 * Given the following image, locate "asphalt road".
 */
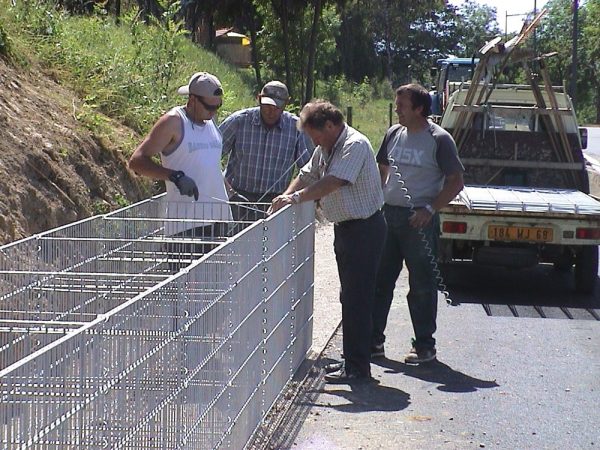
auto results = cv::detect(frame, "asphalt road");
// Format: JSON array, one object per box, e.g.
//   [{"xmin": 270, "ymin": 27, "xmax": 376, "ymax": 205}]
[
  {"xmin": 257, "ymin": 228, "xmax": 600, "ymax": 450},
  {"xmin": 441, "ymin": 259, "xmax": 600, "ymax": 317},
  {"xmin": 252, "ymin": 140, "xmax": 600, "ymax": 448},
  {"xmin": 584, "ymin": 126, "xmax": 600, "ymax": 159}
]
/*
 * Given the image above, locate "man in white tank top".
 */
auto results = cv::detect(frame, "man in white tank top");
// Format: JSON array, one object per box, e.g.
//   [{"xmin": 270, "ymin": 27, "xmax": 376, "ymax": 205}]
[{"xmin": 129, "ymin": 72, "xmax": 232, "ymax": 269}]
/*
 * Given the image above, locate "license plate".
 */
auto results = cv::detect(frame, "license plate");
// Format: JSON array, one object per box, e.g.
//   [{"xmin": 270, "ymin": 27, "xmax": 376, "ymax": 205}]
[{"xmin": 488, "ymin": 225, "xmax": 553, "ymax": 242}]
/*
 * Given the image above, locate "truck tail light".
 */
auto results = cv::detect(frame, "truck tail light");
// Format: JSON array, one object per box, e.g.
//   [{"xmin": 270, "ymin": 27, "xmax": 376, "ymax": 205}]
[
  {"xmin": 575, "ymin": 228, "xmax": 600, "ymax": 240},
  {"xmin": 442, "ymin": 221, "xmax": 467, "ymax": 234}
]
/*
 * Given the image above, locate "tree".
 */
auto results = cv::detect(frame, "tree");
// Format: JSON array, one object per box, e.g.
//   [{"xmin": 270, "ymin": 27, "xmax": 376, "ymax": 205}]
[
  {"xmin": 581, "ymin": 0, "xmax": 600, "ymax": 122},
  {"xmin": 253, "ymin": 0, "xmax": 340, "ymax": 102},
  {"xmin": 336, "ymin": 1, "xmax": 379, "ymax": 82},
  {"xmin": 403, "ymin": 6, "xmax": 459, "ymax": 84},
  {"xmin": 136, "ymin": 0, "xmax": 164, "ymax": 23},
  {"xmin": 536, "ymin": 0, "xmax": 574, "ymax": 88},
  {"xmin": 304, "ymin": 0, "xmax": 322, "ymax": 103},
  {"xmin": 259, "ymin": 0, "xmax": 310, "ymax": 97},
  {"xmin": 453, "ymin": 0, "xmax": 501, "ymax": 58},
  {"xmin": 367, "ymin": 0, "xmax": 448, "ymax": 85}
]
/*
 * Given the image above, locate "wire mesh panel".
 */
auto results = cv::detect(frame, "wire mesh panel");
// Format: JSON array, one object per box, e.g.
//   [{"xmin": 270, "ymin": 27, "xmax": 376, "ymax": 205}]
[{"xmin": 0, "ymin": 195, "xmax": 314, "ymax": 449}]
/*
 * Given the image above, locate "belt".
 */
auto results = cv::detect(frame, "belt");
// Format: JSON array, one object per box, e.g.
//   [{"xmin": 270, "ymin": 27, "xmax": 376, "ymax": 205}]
[
  {"xmin": 336, "ymin": 209, "xmax": 382, "ymax": 227},
  {"xmin": 384, "ymin": 204, "xmax": 412, "ymax": 209}
]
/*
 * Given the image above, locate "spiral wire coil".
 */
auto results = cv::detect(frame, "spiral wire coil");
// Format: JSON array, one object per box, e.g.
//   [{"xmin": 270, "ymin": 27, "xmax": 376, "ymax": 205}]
[{"xmin": 387, "ymin": 156, "xmax": 458, "ymax": 306}]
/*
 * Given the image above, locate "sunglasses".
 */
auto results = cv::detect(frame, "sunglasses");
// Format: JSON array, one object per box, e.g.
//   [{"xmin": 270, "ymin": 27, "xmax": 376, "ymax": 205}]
[{"xmin": 194, "ymin": 95, "xmax": 222, "ymax": 112}]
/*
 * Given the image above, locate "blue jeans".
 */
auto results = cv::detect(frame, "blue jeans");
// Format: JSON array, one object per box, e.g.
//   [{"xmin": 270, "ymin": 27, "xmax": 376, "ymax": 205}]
[{"xmin": 372, "ymin": 204, "xmax": 439, "ymax": 351}]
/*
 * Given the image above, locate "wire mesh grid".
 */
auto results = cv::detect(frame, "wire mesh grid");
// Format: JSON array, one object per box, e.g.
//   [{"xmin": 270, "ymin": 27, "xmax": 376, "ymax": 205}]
[{"xmin": 0, "ymin": 195, "xmax": 315, "ymax": 449}]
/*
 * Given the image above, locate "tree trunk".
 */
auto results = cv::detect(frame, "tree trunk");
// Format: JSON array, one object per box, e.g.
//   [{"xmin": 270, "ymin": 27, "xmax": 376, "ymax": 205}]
[
  {"xmin": 384, "ymin": 1, "xmax": 394, "ymax": 83},
  {"xmin": 304, "ymin": 0, "xmax": 322, "ymax": 104},
  {"xmin": 596, "ymin": 80, "xmax": 600, "ymax": 124},
  {"xmin": 114, "ymin": 0, "xmax": 121, "ymax": 24},
  {"xmin": 245, "ymin": 2, "xmax": 262, "ymax": 88},
  {"xmin": 206, "ymin": 12, "xmax": 215, "ymax": 51},
  {"xmin": 281, "ymin": 0, "xmax": 293, "ymax": 98},
  {"xmin": 136, "ymin": 0, "xmax": 163, "ymax": 23},
  {"xmin": 184, "ymin": 1, "xmax": 200, "ymax": 43}
]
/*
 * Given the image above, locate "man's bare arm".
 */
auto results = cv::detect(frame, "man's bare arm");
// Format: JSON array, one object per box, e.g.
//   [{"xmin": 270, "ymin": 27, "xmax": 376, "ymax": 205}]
[
  {"xmin": 295, "ymin": 175, "xmax": 347, "ymax": 202},
  {"xmin": 270, "ymin": 175, "xmax": 347, "ymax": 214},
  {"xmin": 282, "ymin": 176, "xmax": 309, "ymax": 195},
  {"xmin": 409, "ymin": 172, "xmax": 464, "ymax": 228},
  {"xmin": 378, "ymin": 163, "xmax": 390, "ymax": 188},
  {"xmin": 129, "ymin": 114, "xmax": 181, "ymax": 180},
  {"xmin": 431, "ymin": 172, "xmax": 464, "ymax": 212}
]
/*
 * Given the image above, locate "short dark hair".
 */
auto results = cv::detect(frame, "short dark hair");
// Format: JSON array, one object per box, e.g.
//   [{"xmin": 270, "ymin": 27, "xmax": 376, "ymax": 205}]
[
  {"xmin": 396, "ymin": 83, "xmax": 432, "ymax": 117},
  {"xmin": 298, "ymin": 100, "xmax": 345, "ymax": 130}
]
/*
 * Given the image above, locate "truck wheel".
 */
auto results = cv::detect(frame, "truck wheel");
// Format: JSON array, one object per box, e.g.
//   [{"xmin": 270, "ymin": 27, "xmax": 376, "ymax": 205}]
[{"xmin": 574, "ymin": 246, "xmax": 599, "ymax": 294}]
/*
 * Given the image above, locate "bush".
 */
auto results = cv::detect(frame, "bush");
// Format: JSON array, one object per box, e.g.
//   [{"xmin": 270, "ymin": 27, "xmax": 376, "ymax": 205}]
[
  {"xmin": 12, "ymin": 0, "xmax": 64, "ymax": 38},
  {"xmin": 0, "ymin": 22, "xmax": 11, "ymax": 58}
]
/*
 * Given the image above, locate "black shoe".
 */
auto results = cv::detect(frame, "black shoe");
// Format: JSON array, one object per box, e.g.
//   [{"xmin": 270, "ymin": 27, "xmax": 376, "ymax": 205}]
[
  {"xmin": 324, "ymin": 368, "xmax": 371, "ymax": 384},
  {"xmin": 324, "ymin": 361, "xmax": 344, "ymax": 374},
  {"xmin": 371, "ymin": 343, "xmax": 385, "ymax": 359}
]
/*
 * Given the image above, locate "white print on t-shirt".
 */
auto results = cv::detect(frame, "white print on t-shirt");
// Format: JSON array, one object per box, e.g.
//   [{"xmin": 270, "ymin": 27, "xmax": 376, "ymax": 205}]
[
  {"xmin": 396, "ymin": 146, "xmax": 424, "ymax": 167},
  {"xmin": 187, "ymin": 139, "xmax": 220, "ymax": 153}
]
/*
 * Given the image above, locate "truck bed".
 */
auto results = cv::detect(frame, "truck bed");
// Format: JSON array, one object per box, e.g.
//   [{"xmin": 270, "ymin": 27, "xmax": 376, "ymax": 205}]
[{"xmin": 445, "ymin": 185, "xmax": 600, "ymax": 219}]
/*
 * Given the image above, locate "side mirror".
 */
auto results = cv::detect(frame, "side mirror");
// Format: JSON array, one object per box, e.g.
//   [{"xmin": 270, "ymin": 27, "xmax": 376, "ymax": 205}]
[{"xmin": 579, "ymin": 127, "xmax": 588, "ymax": 150}]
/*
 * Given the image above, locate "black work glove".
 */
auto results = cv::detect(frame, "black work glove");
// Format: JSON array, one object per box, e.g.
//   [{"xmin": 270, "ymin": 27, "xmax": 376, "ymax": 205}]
[
  {"xmin": 169, "ymin": 170, "xmax": 199, "ymax": 201},
  {"xmin": 229, "ymin": 191, "xmax": 250, "ymax": 202}
]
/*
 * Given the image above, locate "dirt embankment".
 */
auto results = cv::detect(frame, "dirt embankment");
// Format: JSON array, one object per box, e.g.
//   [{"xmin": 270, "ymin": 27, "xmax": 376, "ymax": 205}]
[{"xmin": 0, "ymin": 57, "xmax": 150, "ymax": 244}]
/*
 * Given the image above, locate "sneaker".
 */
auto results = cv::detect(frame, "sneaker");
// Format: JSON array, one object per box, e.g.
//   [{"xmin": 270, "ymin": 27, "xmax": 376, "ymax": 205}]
[
  {"xmin": 324, "ymin": 368, "xmax": 371, "ymax": 384},
  {"xmin": 404, "ymin": 346, "xmax": 436, "ymax": 364},
  {"xmin": 371, "ymin": 343, "xmax": 385, "ymax": 359},
  {"xmin": 323, "ymin": 361, "xmax": 344, "ymax": 374}
]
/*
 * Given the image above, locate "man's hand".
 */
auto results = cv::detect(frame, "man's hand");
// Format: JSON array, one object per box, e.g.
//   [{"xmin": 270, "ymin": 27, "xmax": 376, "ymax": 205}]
[
  {"xmin": 268, "ymin": 194, "xmax": 294, "ymax": 215},
  {"xmin": 409, "ymin": 207, "xmax": 433, "ymax": 228},
  {"xmin": 169, "ymin": 171, "xmax": 199, "ymax": 200}
]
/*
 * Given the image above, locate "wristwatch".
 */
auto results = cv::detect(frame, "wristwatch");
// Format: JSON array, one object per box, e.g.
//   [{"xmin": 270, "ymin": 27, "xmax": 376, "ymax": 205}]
[
  {"xmin": 424, "ymin": 204, "xmax": 435, "ymax": 215},
  {"xmin": 291, "ymin": 191, "xmax": 301, "ymax": 204},
  {"xmin": 169, "ymin": 170, "xmax": 185, "ymax": 183}
]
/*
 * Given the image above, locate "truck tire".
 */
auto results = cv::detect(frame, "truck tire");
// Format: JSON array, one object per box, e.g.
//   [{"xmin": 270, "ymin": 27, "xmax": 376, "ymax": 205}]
[{"xmin": 574, "ymin": 246, "xmax": 599, "ymax": 294}]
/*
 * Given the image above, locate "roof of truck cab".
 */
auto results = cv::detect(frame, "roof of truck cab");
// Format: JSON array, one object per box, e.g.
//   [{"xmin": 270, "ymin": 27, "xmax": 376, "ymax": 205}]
[{"xmin": 437, "ymin": 57, "xmax": 480, "ymax": 65}]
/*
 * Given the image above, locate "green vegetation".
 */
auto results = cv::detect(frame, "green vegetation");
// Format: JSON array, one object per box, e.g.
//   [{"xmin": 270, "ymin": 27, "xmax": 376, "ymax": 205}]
[
  {"xmin": 0, "ymin": 21, "xmax": 12, "ymax": 59},
  {"xmin": 9, "ymin": 0, "xmax": 598, "ymax": 154},
  {"xmin": 0, "ymin": 0, "xmax": 393, "ymax": 154},
  {"xmin": 1, "ymin": 0, "xmax": 256, "ymax": 136}
]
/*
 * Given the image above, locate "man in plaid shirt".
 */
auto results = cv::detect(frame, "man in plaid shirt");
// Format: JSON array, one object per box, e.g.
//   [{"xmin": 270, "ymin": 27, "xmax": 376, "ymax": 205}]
[
  {"xmin": 219, "ymin": 81, "xmax": 313, "ymax": 205},
  {"xmin": 269, "ymin": 100, "xmax": 386, "ymax": 384}
]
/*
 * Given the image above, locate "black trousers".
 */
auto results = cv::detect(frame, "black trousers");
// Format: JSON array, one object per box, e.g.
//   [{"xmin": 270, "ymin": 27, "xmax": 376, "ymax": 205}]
[{"xmin": 333, "ymin": 210, "xmax": 387, "ymax": 376}]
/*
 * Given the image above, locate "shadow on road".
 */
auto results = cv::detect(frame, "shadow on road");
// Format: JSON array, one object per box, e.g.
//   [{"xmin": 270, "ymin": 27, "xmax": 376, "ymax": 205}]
[
  {"xmin": 441, "ymin": 262, "xmax": 600, "ymax": 319},
  {"xmin": 324, "ymin": 383, "xmax": 410, "ymax": 413},
  {"xmin": 258, "ymin": 358, "xmax": 410, "ymax": 449},
  {"xmin": 373, "ymin": 358, "xmax": 499, "ymax": 393}
]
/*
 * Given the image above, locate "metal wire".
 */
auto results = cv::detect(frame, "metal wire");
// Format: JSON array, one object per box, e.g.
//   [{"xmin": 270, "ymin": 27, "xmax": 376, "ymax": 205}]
[
  {"xmin": 227, "ymin": 152, "xmax": 307, "ymax": 204},
  {"xmin": 0, "ymin": 194, "xmax": 315, "ymax": 449},
  {"xmin": 387, "ymin": 157, "xmax": 457, "ymax": 306}
]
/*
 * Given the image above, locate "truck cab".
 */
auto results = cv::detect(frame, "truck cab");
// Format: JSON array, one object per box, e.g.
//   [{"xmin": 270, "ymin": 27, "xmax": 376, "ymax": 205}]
[{"xmin": 430, "ymin": 57, "xmax": 479, "ymax": 116}]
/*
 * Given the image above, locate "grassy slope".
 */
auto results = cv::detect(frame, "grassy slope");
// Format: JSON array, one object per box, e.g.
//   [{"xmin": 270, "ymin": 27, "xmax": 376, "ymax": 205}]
[{"xmin": 0, "ymin": 1, "xmax": 391, "ymax": 153}]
